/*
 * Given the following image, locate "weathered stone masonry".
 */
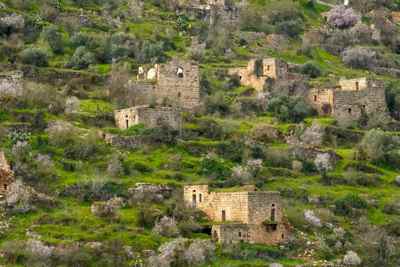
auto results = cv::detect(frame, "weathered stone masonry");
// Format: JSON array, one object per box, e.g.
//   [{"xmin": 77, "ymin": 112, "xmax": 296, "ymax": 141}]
[
  {"xmin": 183, "ymin": 185, "xmax": 290, "ymax": 245},
  {"xmin": 308, "ymin": 78, "xmax": 387, "ymax": 122},
  {"xmin": 229, "ymin": 58, "xmax": 289, "ymax": 91},
  {"xmin": 0, "ymin": 151, "xmax": 14, "ymax": 197},
  {"xmin": 114, "ymin": 105, "xmax": 182, "ymax": 130},
  {"xmin": 131, "ymin": 58, "xmax": 201, "ymax": 110}
]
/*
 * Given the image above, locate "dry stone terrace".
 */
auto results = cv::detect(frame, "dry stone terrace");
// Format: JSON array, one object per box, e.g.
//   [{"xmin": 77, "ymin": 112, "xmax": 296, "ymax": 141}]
[{"xmin": 184, "ymin": 184, "xmax": 290, "ymax": 245}]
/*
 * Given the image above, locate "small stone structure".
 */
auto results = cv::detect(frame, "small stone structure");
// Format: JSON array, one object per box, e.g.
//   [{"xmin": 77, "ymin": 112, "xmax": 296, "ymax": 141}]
[
  {"xmin": 183, "ymin": 185, "xmax": 290, "ymax": 245},
  {"xmin": 228, "ymin": 58, "xmax": 289, "ymax": 91},
  {"xmin": 131, "ymin": 58, "xmax": 200, "ymax": 110},
  {"xmin": 307, "ymin": 78, "xmax": 387, "ymax": 122},
  {"xmin": 0, "ymin": 151, "xmax": 14, "ymax": 197},
  {"xmin": 0, "ymin": 71, "xmax": 23, "ymax": 98},
  {"xmin": 114, "ymin": 105, "xmax": 182, "ymax": 130}
]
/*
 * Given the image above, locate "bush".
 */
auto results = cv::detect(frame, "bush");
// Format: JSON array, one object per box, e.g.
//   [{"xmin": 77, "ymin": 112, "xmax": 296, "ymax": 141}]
[
  {"xmin": 43, "ymin": 25, "xmax": 64, "ymax": 54},
  {"xmin": 301, "ymin": 62, "xmax": 322, "ymax": 78},
  {"xmin": 334, "ymin": 194, "xmax": 368, "ymax": 216},
  {"xmin": 267, "ymin": 95, "xmax": 314, "ymax": 122},
  {"xmin": 20, "ymin": 48, "xmax": 48, "ymax": 67},
  {"xmin": 327, "ymin": 6, "xmax": 360, "ymax": 29},
  {"xmin": 67, "ymin": 46, "xmax": 95, "ymax": 69},
  {"xmin": 341, "ymin": 47, "xmax": 377, "ymax": 69},
  {"xmin": 137, "ymin": 205, "xmax": 163, "ymax": 228},
  {"xmin": 358, "ymin": 129, "xmax": 396, "ymax": 163}
]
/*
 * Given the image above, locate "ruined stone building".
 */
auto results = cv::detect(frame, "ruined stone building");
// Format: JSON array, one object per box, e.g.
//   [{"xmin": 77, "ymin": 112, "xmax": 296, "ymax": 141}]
[
  {"xmin": 0, "ymin": 151, "xmax": 14, "ymax": 197},
  {"xmin": 229, "ymin": 58, "xmax": 289, "ymax": 91},
  {"xmin": 0, "ymin": 71, "xmax": 23, "ymax": 99},
  {"xmin": 114, "ymin": 105, "xmax": 182, "ymax": 130},
  {"xmin": 130, "ymin": 58, "xmax": 200, "ymax": 110},
  {"xmin": 183, "ymin": 185, "xmax": 290, "ymax": 245},
  {"xmin": 307, "ymin": 78, "xmax": 387, "ymax": 122}
]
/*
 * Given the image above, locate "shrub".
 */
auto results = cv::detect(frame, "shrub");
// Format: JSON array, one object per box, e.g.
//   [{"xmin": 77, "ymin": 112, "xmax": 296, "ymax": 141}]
[
  {"xmin": 67, "ymin": 46, "xmax": 95, "ymax": 69},
  {"xmin": 334, "ymin": 194, "xmax": 368, "ymax": 216},
  {"xmin": 137, "ymin": 205, "xmax": 163, "ymax": 228},
  {"xmin": 327, "ymin": 6, "xmax": 360, "ymax": 29},
  {"xmin": 267, "ymin": 95, "xmax": 314, "ymax": 123},
  {"xmin": 341, "ymin": 47, "xmax": 377, "ymax": 69},
  {"xmin": 358, "ymin": 129, "xmax": 395, "ymax": 163},
  {"xmin": 20, "ymin": 48, "xmax": 49, "ymax": 67},
  {"xmin": 43, "ymin": 25, "xmax": 64, "ymax": 54},
  {"xmin": 301, "ymin": 62, "xmax": 322, "ymax": 78}
]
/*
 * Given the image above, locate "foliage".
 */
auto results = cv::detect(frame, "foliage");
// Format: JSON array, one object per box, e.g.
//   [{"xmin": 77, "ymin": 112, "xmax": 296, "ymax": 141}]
[
  {"xmin": 267, "ymin": 95, "xmax": 314, "ymax": 122},
  {"xmin": 20, "ymin": 48, "xmax": 49, "ymax": 67}
]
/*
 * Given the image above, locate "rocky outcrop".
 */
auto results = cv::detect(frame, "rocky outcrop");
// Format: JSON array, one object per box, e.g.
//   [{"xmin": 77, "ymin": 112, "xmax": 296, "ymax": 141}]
[
  {"xmin": 6, "ymin": 180, "xmax": 56, "ymax": 213},
  {"xmin": 153, "ymin": 216, "xmax": 180, "ymax": 237},
  {"xmin": 128, "ymin": 183, "xmax": 173, "ymax": 203},
  {"xmin": 147, "ymin": 238, "xmax": 215, "ymax": 267},
  {"xmin": 343, "ymin": 250, "xmax": 362, "ymax": 266},
  {"xmin": 304, "ymin": 210, "xmax": 322, "ymax": 228},
  {"xmin": 91, "ymin": 197, "xmax": 125, "ymax": 219}
]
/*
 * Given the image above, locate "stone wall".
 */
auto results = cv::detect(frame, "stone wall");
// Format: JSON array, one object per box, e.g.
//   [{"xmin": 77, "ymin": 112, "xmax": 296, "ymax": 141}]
[
  {"xmin": 0, "ymin": 71, "xmax": 23, "ymax": 98},
  {"xmin": 114, "ymin": 105, "xmax": 182, "ymax": 130},
  {"xmin": 229, "ymin": 58, "xmax": 289, "ymax": 91},
  {"xmin": 308, "ymin": 78, "xmax": 387, "ymax": 121},
  {"xmin": 333, "ymin": 79, "xmax": 386, "ymax": 122},
  {"xmin": 130, "ymin": 59, "xmax": 200, "ymax": 109},
  {"xmin": 338, "ymin": 77, "xmax": 368, "ymax": 91},
  {"xmin": 307, "ymin": 88, "xmax": 334, "ymax": 115},
  {"xmin": 0, "ymin": 151, "xmax": 14, "ymax": 196},
  {"xmin": 183, "ymin": 185, "xmax": 289, "ymax": 245}
]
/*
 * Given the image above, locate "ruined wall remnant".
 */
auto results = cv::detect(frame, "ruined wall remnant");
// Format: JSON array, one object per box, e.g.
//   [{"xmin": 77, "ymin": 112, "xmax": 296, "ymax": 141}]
[
  {"xmin": 229, "ymin": 58, "xmax": 289, "ymax": 91},
  {"xmin": 307, "ymin": 88, "xmax": 334, "ymax": 115},
  {"xmin": 0, "ymin": 151, "xmax": 14, "ymax": 196},
  {"xmin": 114, "ymin": 105, "xmax": 182, "ymax": 130},
  {"xmin": 307, "ymin": 78, "xmax": 387, "ymax": 122},
  {"xmin": 183, "ymin": 184, "xmax": 290, "ymax": 245},
  {"xmin": 130, "ymin": 58, "xmax": 200, "ymax": 110},
  {"xmin": 0, "ymin": 71, "xmax": 24, "ymax": 98}
]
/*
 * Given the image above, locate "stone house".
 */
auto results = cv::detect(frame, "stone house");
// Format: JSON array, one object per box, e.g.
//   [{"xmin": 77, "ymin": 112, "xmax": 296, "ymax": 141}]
[
  {"xmin": 183, "ymin": 185, "xmax": 290, "ymax": 245},
  {"xmin": 0, "ymin": 151, "xmax": 14, "ymax": 197},
  {"xmin": 307, "ymin": 78, "xmax": 387, "ymax": 122},
  {"xmin": 228, "ymin": 58, "xmax": 289, "ymax": 91},
  {"xmin": 114, "ymin": 105, "xmax": 182, "ymax": 130},
  {"xmin": 131, "ymin": 58, "xmax": 200, "ymax": 110}
]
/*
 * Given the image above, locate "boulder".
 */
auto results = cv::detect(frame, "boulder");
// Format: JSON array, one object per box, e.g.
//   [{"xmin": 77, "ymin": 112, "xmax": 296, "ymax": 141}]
[
  {"xmin": 128, "ymin": 183, "xmax": 173, "ymax": 203},
  {"xmin": 6, "ymin": 180, "xmax": 56, "ymax": 213},
  {"xmin": 90, "ymin": 197, "xmax": 124, "ymax": 219},
  {"xmin": 269, "ymin": 263, "xmax": 283, "ymax": 267},
  {"xmin": 153, "ymin": 216, "xmax": 180, "ymax": 237},
  {"xmin": 183, "ymin": 239, "xmax": 215, "ymax": 266},
  {"xmin": 25, "ymin": 239, "xmax": 54, "ymax": 260},
  {"xmin": 314, "ymin": 152, "xmax": 335, "ymax": 172},
  {"xmin": 147, "ymin": 238, "xmax": 215, "ymax": 267},
  {"xmin": 343, "ymin": 250, "xmax": 362, "ymax": 266},
  {"xmin": 65, "ymin": 96, "xmax": 80, "ymax": 114},
  {"xmin": 304, "ymin": 210, "xmax": 322, "ymax": 227}
]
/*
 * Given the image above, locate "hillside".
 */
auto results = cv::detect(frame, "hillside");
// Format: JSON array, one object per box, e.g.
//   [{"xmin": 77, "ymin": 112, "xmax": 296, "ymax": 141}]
[{"xmin": 0, "ymin": 0, "xmax": 399, "ymax": 266}]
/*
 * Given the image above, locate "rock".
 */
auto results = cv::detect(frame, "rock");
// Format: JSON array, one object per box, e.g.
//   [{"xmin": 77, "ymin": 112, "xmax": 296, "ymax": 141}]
[
  {"xmin": 304, "ymin": 210, "xmax": 322, "ymax": 227},
  {"xmin": 333, "ymin": 227, "xmax": 345, "ymax": 239},
  {"xmin": 128, "ymin": 183, "xmax": 173, "ymax": 203},
  {"xmin": 0, "ymin": 14, "xmax": 25, "ymax": 31},
  {"xmin": 269, "ymin": 263, "xmax": 283, "ymax": 267},
  {"xmin": 314, "ymin": 152, "xmax": 335, "ymax": 172},
  {"xmin": 251, "ymin": 124, "xmax": 281, "ymax": 143},
  {"xmin": 292, "ymin": 160, "xmax": 303, "ymax": 172},
  {"xmin": 183, "ymin": 239, "xmax": 215, "ymax": 266},
  {"xmin": 300, "ymin": 122, "xmax": 325, "ymax": 147},
  {"xmin": 65, "ymin": 96, "xmax": 80, "ymax": 114},
  {"xmin": 90, "ymin": 197, "xmax": 124, "ymax": 219},
  {"xmin": 395, "ymin": 176, "xmax": 400, "ymax": 186},
  {"xmin": 6, "ymin": 180, "xmax": 56, "ymax": 213},
  {"xmin": 343, "ymin": 251, "xmax": 362, "ymax": 266},
  {"xmin": 25, "ymin": 239, "xmax": 54, "ymax": 260},
  {"xmin": 153, "ymin": 216, "xmax": 180, "ymax": 237},
  {"xmin": 147, "ymin": 238, "xmax": 215, "ymax": 267},
  {"xmin": 0, "ymin": 71, "xmax": 24, "ymax": 98}
]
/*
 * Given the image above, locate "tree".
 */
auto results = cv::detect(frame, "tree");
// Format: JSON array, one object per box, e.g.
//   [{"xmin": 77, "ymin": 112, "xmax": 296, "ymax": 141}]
[
  {"xmin": 43, "ymin": 25, "xmax": 64, "ymax": 54},
  {"xmin": 20, "ymin": 48, "xmax": 49, "ymax": 67}
]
